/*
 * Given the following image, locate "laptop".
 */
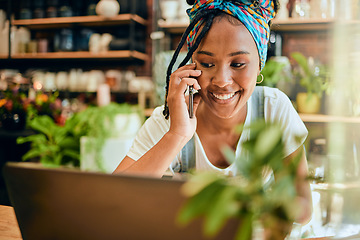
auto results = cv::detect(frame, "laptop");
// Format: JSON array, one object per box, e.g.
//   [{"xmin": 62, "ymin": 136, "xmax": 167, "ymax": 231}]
[{"xmin": 3, "ymin": 162, "xmax": 238, "ymax": 240}]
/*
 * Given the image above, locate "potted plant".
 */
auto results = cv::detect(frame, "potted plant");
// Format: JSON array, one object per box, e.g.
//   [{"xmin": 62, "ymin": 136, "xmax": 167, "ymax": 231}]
[
  {"xmin": 77, "ymin": 103, "xmax": 143, "ymax": 173},
  {"xmin": 291, "ymin": 52, "xmax": 329, "ymax": 114},
  {"xmin": 177, "ymin": 120, "xmax": 302, "ymax": 240},
  {"xmin": 17, "ymin": 102, "xmax": 143, "ymax": 171},
  {"xmin": 259, "ymin": 56, "xmax": 292, "ymax": 89}
]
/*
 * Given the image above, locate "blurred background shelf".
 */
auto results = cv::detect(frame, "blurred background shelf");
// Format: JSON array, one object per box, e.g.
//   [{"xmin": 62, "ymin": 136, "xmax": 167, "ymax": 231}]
[
  {"xmin": 158, "ymin": 18, "xmax": 336, "ymax": 33},
  {"xmin": 271, "ymin": 18, "xmax": 334, "ymax": 31},
  {"xmin": 12, "ymin": 14, "xmax": 147, "ymax": 29},
  {"xmin": 10, "ymin": 50, "xmax": 148, "ymax": 61},
  {"xmin": 299, "ymin": 113, "xmax": 360, "ymax": 123}
]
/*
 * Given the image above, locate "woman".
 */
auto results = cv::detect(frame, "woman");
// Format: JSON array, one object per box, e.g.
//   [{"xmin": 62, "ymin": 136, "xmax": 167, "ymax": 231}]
[{"xmin": 114, "ymin": 0, "xmax": 312, "ymax": 224}]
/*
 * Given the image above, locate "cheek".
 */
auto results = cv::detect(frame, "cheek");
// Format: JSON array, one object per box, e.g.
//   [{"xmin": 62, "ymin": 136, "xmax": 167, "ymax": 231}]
[
  {"xmin": 196, "ymin": 73, "xmax": 209, "ymax": 88},
  {"xmin": 234, "ymin": 70, "xmax": 257, "ymax": 86}
]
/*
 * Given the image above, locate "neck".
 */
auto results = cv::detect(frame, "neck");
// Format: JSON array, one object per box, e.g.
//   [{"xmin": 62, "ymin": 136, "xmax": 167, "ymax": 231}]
[{"xmin": 196, "ymin": 102, "xmax": 247, "ymax": 134}]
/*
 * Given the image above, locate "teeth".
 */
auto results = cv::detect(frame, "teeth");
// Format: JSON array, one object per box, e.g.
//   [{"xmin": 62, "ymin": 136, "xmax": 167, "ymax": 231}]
[{"xmin": 213, "ymin": 92, "xmax": 235, "ymax": 100}]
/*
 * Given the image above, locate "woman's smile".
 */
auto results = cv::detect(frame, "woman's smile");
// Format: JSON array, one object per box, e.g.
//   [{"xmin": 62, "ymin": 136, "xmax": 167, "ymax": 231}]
[
  {"xmin": 212, "ymin": 92, "xmax": 236, "ymax": 100},
  {"xmin": 210, "ymin": 90, "xmax": 241, "ymax": 105}
]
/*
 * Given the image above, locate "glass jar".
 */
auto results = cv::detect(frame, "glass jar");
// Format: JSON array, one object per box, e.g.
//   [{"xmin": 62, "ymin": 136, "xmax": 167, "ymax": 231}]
[{"xmin": 292, "ymin": 0, "xmax": 310, "ymax": 18}]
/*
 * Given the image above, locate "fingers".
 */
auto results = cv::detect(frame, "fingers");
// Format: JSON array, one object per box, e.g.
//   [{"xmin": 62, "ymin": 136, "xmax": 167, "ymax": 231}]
[{"xmin": 169, "ymin": 63, "xmax": 202, "ymax": 94}]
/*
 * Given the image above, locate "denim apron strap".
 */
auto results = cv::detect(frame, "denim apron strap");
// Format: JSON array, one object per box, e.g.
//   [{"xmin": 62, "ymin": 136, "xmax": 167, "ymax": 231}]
[
  {"xmin": 251, "ymin": 86, "xmax": 265, "ymax": 121},
  {"xmin": 180, "ymin": 136, "xmax": 196, "ymax": 173},
  {"xmin": 252, "ymin": 86, "xmax": 275, "ymax": 189}
]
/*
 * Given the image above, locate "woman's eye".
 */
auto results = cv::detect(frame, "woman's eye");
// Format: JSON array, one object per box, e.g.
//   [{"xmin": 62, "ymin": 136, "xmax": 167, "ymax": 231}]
[
  {"xmin": 200, "ymin": 63, "xmax": 214, "ymax": 68},
  {"xmin": 231, "ymin": 63, "xmax": 245, "ymax": 68}
]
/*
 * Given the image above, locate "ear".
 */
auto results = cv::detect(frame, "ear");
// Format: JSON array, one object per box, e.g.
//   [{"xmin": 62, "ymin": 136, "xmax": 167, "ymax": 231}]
[{"xmin": 186, "ymin": 0, "xmax": 195, "ymax": 5}]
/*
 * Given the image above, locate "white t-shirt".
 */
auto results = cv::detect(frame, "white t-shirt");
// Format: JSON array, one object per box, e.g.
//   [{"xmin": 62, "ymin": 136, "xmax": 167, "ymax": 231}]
[{"xmin": 127, "ymin": 87, "xmax": 308, "ymax": 176}]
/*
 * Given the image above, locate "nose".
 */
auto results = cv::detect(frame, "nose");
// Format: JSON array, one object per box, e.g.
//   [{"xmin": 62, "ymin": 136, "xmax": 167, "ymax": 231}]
[{"xmin": 211, "ymin": 66, "xmax": 233, "ymax": 88}]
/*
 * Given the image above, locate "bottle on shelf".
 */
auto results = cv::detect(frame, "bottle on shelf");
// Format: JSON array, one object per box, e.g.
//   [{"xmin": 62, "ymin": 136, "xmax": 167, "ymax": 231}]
[
  {"xmin": 46, "ymin": 0, "xmax": 58, "ymax": 18},
  {"xmin": 59, "ymin": 0, "xmax": 73, "ymax": 18},
  {"xmin": 19, "ymin": 0, "xmax": 32, "ymax": 20},
  {"xmin": 292, "ymin": 0, "xmax": 310, "ymax": 19},
  {"xmin": 87, "ymin": 0, "xmax": 98, "ymax": 16},
  {"xmin": 33, "ymin": 0, "xmax": 45, "ymax": 19}
]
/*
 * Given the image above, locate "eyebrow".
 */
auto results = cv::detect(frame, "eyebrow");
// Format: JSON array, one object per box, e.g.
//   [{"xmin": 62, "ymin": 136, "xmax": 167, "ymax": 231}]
[{"xmin": 196, "ymin": 50, "xmax": 250, "ymax": 57}]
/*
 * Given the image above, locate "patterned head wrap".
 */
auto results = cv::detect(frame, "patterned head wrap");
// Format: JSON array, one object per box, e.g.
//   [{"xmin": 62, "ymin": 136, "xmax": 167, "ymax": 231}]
[{"xmin": 186, "ymin": 0, "xmax": 277, "ymax": 70}]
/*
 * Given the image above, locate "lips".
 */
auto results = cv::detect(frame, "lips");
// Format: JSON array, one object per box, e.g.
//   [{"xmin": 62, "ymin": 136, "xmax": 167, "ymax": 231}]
[{"xmin": 212, "ymin": 92, "xmax": 236, "ymax": 100}]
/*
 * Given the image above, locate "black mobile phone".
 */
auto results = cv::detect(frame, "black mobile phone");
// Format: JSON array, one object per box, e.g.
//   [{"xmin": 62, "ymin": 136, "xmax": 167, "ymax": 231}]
[{"xmin": 189, "ymin": 86, "xmax": 194, "ymax": 118}]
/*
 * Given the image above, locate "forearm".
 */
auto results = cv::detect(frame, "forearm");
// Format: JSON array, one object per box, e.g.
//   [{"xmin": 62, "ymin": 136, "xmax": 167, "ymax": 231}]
[
  {"xmin": 285, "ymin": 146, "xmax": 313, "ymax": 225},
  {"xmin": 118, "ymin": 131, "xmax": 188, "ymax": 178},
  {"xmin": 294, "ymin": 194, "xmax": 312, "ymax": 225},
  {"xmin": 294, "ymin": 148, "xmax": 313, "ymax": 225}
]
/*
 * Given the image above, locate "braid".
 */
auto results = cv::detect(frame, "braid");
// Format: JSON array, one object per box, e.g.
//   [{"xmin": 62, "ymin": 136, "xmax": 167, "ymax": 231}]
[
  {"xmin": 178, "ymin": 12, "xmax": 216, "ymax": 68},
  {"xmin": 163, "ymin": 9, "xmax": 219, "ymax": 119}
]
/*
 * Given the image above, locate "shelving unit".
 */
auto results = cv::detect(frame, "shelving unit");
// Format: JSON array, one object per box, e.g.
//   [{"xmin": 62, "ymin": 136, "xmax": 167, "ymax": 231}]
[
  {"xmin": 299, "ymin": 113, "xmax": 360, "ymax": 124},
  {"xmin": 2, "ymin": 14, "xmax": 149, "ymax": 62},
  {"xmin": 0, "ymin": 0, "xmax": 153, "ymax": 112}
]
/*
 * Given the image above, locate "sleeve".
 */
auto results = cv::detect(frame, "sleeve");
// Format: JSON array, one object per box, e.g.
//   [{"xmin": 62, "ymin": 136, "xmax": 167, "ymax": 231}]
[
  {"xmin": 126, "ymin": 106, "xmax": 171, "ymax": 161},
  {"xmin": 264, "ymin": 87, "xmax": 308, "ymax": 158}
]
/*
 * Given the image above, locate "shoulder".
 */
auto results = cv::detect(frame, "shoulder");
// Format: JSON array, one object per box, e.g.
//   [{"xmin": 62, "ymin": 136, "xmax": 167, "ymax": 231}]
[
  {"xmin": 260, "ymin": 86, "xmax": 297, "ymax": 121},
  {"xmin": 260, "ymin": 86, "xmax": 293, "ymax": 112},
  {"xmin": 145, "ymin": 105, "xmax": 170, "ymax": 129},
  {"xmin": 150, "ymin": 105, "xmax": 167, "ymax": 119}
]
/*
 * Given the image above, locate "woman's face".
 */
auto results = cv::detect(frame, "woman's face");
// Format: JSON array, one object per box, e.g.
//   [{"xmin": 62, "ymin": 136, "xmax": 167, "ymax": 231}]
[{"xmin": 193, "ymin": 16, "xmax": 260, "ymax": 119}]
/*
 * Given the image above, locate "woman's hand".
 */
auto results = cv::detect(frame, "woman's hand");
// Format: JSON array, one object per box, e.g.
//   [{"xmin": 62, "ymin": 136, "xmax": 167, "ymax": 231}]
[{"xmin": 167, "ymin": 63, "xmax": 202, "ymax": 142}]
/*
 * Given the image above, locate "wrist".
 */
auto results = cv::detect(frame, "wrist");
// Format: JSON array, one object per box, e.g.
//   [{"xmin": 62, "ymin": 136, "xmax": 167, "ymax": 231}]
[{"xmin": 165, "ymin": 130, "xmax": 191, "ymax": 148}]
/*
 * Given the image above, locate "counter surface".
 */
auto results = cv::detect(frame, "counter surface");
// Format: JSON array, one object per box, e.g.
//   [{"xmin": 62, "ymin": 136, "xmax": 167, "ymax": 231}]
[{"xmin": 0, "ymin": 205, "xmax": 22, "ymax": 240}]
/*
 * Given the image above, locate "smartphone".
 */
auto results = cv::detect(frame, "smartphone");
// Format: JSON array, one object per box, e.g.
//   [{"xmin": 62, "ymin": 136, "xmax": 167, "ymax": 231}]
[{"xmin": 189, "ymin": 86, "xmax": 194, "ymax": 118}]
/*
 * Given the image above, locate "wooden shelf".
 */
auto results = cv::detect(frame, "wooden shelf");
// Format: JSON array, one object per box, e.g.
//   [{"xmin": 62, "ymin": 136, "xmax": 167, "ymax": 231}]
[
  {"xmin": 10, "ymin": 50, "xmax": 148, "ymax": 61},
  {"xmin": 271, "ymin": 18, "xmax": 334, "ymax": 31},
  {"xmin": 158, "ymin": 20, "xmax": 189, "ymax": 34},
  {"xmin": 0, "ymin": 55, "xmax": 8, "ymax": 59},
  {"xmin": 12, "ymin": 14, "xmax": 147, "ymax": 29},
  {"xmin": 299, "ymin": 113, "xmax": 360, "ymax": 123},
  {"xmin": 158, "ymin": 18, "xmax": 337, "ymax": 33}
]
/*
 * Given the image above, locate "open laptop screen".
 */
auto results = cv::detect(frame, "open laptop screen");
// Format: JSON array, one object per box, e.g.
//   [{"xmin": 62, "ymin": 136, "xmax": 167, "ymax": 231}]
[{"xmin": 4, "ymin": 162, "xmax": 238, "ymax": 240}]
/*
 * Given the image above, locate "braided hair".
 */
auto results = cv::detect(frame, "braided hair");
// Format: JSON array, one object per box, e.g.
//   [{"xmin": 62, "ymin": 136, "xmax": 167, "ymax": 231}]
[{"xmin": 162, "ymin": 0, "xmax": 280, "ymax": 119}]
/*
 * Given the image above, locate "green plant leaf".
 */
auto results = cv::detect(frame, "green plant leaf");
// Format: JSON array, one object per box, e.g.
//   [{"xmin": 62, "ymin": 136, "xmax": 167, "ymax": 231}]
[
  {"xmin": 21, "ymin": 148, "xmax": 44, "ymax": 161},
  {"xmin": 291, "ymin": 52, "xmax": 311, "ymax": 76},
  {"xmin": 222, "ymin": 145, "xmax": 236, "ymax": 164},
  {"xmin": 204, "ymin": 186, "xmax": 238, "ymax": 237},
  {"xmin": 177, "ymin": 180, "xmax": 225, "ymax": 225},
  {"xmin": 58, "ymin": 137, "xmax": 79, "ymax": 149},
  {"xmin": 235, "ymin": 213, "xmax": 253, "ymax": 240},
  {"xmin": 28, "ymin": 115, "xmax": 56, "ymax": 137},
  {"xmin": 254, "ymin": 125, "xmax": 282, "ymax": 160},
  {"xmin": 17, "ymin": 134, "xmax": 47, "ymax": 145},
  {"xmin": 62, "ymin": 149, "xmax": 80, "ymax": 160}
]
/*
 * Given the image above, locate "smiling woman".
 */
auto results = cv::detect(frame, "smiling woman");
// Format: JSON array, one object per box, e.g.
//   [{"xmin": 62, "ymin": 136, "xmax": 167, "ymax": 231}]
[{"xmin": 113, "ymin": 0, "xmax": 312, "ymax": 226}]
